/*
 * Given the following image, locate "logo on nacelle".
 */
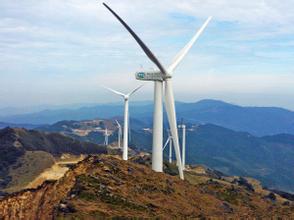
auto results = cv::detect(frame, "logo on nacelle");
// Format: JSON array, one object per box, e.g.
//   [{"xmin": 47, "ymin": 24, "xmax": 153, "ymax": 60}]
[
  {"xmin": 135, "ymin": 71, "xmax": 163, "ymax": 81},
  {"xmin": 137, "ymin": 72, "xmax": 145, "ymax": 79}
]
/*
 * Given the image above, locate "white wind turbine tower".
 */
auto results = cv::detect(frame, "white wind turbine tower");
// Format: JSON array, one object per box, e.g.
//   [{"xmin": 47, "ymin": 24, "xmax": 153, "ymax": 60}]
[
  {"xmin": 178, "ymin": 123, "xmax": 186, "ymax": 170},
  {"xmin": 103, "ymin": 3, "xmax": 212, "ymax": 179},
  {"xmin": 103, "ymin": 85, "xmax": 143, "ymax": 160},
  {"xmin": 115, "ymin": 119, "xmax": 122, "ymax": 149}
]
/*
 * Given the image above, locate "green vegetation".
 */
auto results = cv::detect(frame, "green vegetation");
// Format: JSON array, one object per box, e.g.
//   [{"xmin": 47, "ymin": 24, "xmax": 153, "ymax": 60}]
[{"xmin": 75, "ymin": 175, "xmax": 147, "ymax": 211}]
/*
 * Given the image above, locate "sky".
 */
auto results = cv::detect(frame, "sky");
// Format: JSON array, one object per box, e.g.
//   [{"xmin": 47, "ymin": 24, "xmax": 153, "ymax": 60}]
[{"xmin": 0, "ymin": 0, "xmax": 294, "ymax": 110}]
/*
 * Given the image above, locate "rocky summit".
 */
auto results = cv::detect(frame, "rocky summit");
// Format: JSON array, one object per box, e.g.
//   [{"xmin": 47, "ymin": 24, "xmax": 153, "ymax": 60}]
[{"xmin": 0, "ymin": 155, "xmax": 293, "ymax": 219}]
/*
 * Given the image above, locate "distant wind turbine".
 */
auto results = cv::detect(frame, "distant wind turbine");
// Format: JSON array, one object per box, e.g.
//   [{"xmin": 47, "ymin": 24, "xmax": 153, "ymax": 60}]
[
  {"xmin": 163, "ymin": 129, "xmax": 173, "ymax": 163},
  {"xmin": 104, "ymin": 127, "xmax": 109, "ymax": 146},
  {"xmin": 103, "ymin": 2, "xmax": 211, "ymax": 179},
  {"xmin": 103, "ymin": 85, "xmax": 143, "ymax": 160},
  {"xmin": 178, "ymin": 123, "xmax": 186, "ymax": 170},
  {"xmin": 115, "ymin": 119, "xmax": 122, "ymax": 149}
]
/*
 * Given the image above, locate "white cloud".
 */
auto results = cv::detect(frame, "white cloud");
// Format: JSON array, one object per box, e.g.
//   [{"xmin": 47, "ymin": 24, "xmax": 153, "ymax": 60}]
[
  {"xmin": 0, "ymin": 0, "xmax": 293, "ymax": 109},
  {"xmin": 174, "ymin": 72, "xmax": 294, "ymax": 93}
]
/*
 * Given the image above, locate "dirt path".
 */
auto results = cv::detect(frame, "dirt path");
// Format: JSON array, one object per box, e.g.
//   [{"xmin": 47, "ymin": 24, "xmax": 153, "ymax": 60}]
[{"xmin": 26, "ymin": 154, "xmax": 85, "ymax": 189}]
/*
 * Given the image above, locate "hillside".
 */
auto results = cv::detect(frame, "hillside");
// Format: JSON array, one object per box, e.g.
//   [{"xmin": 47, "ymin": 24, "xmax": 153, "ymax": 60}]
[
  {"xmin": 0, "ymin": 127, "xmax": 107, "ymax": 193},
  {"xmin": 37, "ymin": 118, "xmax": 145, "ymax": 148},
  {"xmin": 182, "ymin": 124, "xmax": 294, "ymax": 193},
  {"xmin": 37, "ymin": 119, "xmax": 294, "ymax": 193},
  {"xmin": 37, "ymin": 119, "xmax": 124, "ymax": 148},
  {"xmin": 0, "ymin": 154, "xmax": 293, "ymax": 219},
  {"xmin": 1, "ymin": 99, "xmax": 294, "ymax": 135},
  {"xmin": 132, "ymin": 124, "xmax": 294, "ymax": 193}
]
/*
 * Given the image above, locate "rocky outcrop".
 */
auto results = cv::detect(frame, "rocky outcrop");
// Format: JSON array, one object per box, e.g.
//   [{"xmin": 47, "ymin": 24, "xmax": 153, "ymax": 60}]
[
  {"xmin": 0, "ymin": 158, "xmax": 88, "ymax": 220},
  {"xmin": 0, "ymin": 155, "xmax": 293, "ymax": 219}
]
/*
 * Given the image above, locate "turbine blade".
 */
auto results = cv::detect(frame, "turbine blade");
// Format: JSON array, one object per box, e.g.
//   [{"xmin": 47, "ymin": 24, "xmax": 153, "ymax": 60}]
[
  {"xmin": 128, "ymin": 111, "xmax": 131, "ymax": 143},
  {"xmin": 163, "ymin": 136, "xmax": 171, "ymax": 151},
  {"xmin": 103, "ymin": 3, "xmax": 167, "ymax": 75},
  {"xmin": 168, "ymin": 16, "xmax": 212, "ymax": 73},
  {"xmin": 128, "ymin": 84, "xmax": 144, "ymax": 96},
  {"xmin": 102, "ymin": 85, "xmax": 125, "ymax": 97},
  {"xmin": 115, "ymin": 119, "xmax": 121, "ymax": 128},
  {"xmin": 164, "ymin": 79, "xmax": 184, "ymax": 179}
]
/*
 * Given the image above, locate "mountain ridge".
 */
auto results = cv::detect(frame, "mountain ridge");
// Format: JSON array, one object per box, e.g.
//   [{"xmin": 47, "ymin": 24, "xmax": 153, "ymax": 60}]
[
  {"xmin": 0, "ymin": 127, "xmax": 107, "ymax": 193},
  {"xmin": 1, "ymin": 99, "xmax": 294, "ymax": 136},
  {"xmin": 0, "ymin": 154, "xmax": 293, "ymax": 219}
]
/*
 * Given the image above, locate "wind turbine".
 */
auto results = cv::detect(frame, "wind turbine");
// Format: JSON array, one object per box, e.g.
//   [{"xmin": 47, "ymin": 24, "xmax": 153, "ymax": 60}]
[
  {"xmin": 103, "ymin": 3, "xmax": 212, "ymax": 179},
  {"xmin": 115, "ymin": 119, "xmax": 122, "ymax": 149},
  {"xmin": 163, "ymin": 129, "xmax": 173, "ymax": 163},
  {"xmin": 103, "ymin": 85, "xmax": 143, "ymax": 160},
  {"xmin": 104, "ymin": 127, "xmax": 109, "ymax": 146},
  {"xmin": 178, "ymin": 123, "xmax": 186, "ymax": 170}
]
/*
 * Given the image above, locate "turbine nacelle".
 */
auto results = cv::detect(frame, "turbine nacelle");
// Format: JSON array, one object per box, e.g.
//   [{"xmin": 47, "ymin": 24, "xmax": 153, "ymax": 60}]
[
  {"xmin": 135, "ymin": 71, "xmax": 163, "ymax": 81},
  {"xmin": 135, "ymin": 71, "xmax": 172, "ymax": 81}
]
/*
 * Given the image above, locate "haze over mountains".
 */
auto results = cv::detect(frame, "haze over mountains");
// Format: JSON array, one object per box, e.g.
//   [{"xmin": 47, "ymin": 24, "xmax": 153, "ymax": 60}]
[{"xmin": 1, "ymin": 99, "xmax": 294, "ymax": 136}]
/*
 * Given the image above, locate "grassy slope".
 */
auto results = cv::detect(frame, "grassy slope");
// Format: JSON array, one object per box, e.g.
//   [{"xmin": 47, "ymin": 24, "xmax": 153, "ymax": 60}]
[
  {"xmin": 55, "ymin": 155, "xmax": 294, "ymax": 219},
  {"xmin": 4, "ymin": 151, "xmax": 55, "ymax": 193},
  {"xmin": 0, "ymin": 155, "xmax": 293, "ymax": 219},
  {"xmin": 0, "ymin": 127, "xmax": 107, "ymax": 193}
]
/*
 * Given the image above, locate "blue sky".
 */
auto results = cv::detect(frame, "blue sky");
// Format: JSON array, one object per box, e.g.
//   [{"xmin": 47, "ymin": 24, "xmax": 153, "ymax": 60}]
[{"xmin": 0, "ymin": 0, "xmax": 294, "ymax": 110}]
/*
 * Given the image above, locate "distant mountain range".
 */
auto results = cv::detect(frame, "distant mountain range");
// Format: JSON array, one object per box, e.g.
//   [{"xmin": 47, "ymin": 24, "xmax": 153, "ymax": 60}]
[
  {"xmin": 37, "ymin": 119, "xmax": 294, "ymax": 193},
  {"xmin": 0, "ymin": 122, "xmax": 40, "ymax": 129},
  {"xmin": 176, "ymin": 100, "xmax": 294, "ymax": 136},
  {"xmin": 1, "ymin": 99, "xmax": 294, "ymax": 136}
]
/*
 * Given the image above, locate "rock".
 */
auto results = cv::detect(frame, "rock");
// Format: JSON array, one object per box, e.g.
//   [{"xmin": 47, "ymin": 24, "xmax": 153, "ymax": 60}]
[
  {"xmin": 221, "ymin": 202, "xmax": 233, "ymax": 213},
  {"xmin": 128, "ymin": 167, "xmax": 134, "ymax": 174},
  {"xmin": 264, "ymin": 192, "xmax": 276, "ymax": 202},
  {"xmin": 232, "ymin": 177, "xmax": 254, "ymax": 192},
  {"xmin": 58, "ymin": 202, "xmax": 76, "ymax": 213},
  {"xmin": 283, "ymin": 201, "xmax": 290, "ymax": 206}
]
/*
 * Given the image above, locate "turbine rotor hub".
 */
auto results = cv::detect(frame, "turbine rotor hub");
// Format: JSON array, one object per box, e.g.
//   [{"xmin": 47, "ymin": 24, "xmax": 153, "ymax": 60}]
[{"xmin": 163, "ymin": 73, "xmax": 172, "ymax": 80}]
